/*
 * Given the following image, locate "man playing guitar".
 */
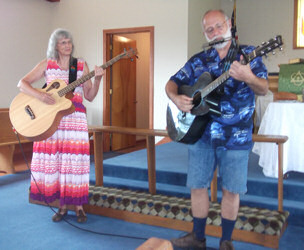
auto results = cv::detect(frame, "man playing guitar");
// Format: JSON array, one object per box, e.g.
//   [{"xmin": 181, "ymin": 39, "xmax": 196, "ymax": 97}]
[{"xmin": 166, "ymin": 9, "xmax": 268, "ymax": 250}]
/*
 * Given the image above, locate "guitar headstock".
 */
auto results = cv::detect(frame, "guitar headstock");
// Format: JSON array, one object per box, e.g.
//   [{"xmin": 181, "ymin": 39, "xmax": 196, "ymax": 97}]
[
  {"xmin": 122, "ymin": 48, "xmax": 138, "ymax": 60},
  {"xmin": 244, "ymin": 35, "xmax": 283, "ymax": 63}
]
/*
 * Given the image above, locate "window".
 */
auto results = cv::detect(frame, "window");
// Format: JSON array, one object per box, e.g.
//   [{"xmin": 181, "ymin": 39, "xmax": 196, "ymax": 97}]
[{"xmin": 294, "ymin": 0, "xmax": 304, "ymax": 48}]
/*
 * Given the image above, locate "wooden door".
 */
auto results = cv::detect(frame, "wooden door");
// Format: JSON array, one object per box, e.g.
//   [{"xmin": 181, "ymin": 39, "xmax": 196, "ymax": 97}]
[{"xmin": 111, "ymin": 35, "xmax": 136, "ymax": 150}]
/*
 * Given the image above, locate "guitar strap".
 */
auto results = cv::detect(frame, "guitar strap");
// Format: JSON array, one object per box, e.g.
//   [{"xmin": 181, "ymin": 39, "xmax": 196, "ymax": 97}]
[
  {"xmin": 216, "ymin": 38, "xmax": 239, "ymax": 95},
  {"xmin": 42, "ymin": 57, "xmax": 78, "ymax": 89},
  {"xmin": 223, "ymin": 38, "xmax": 239, "ymax": 71},
  {"xmin": 69, "ymin": 57, "xmax": 78, "ymax": 92}
]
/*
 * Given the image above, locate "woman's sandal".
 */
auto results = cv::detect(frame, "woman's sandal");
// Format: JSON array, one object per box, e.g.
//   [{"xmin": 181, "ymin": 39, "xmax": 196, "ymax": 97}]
[
  {"xmin": 52, "ymin": 208, "xmax": 68, "ymax": 222},
  {"xmin": 76, "ymin": 210, "xmax": 87, "ymax": 223}
]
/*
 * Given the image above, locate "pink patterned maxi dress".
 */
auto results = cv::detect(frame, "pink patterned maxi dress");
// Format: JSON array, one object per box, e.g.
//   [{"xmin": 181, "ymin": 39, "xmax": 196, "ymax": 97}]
[{"xmin": 30, "ymin": 58, "xmax": 90, "ymax": 207}]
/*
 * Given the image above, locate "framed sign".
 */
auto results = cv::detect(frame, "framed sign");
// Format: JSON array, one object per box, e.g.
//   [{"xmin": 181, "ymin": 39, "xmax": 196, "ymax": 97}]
[{"xmin": 294, "ymin": 0, "xmax": 304, "ymax": 48}]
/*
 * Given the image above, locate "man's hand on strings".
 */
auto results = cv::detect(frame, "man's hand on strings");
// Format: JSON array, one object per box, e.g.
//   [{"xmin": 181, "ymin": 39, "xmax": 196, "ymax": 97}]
[{"xmin": 229, "ymin": 55, "xmax": 255, "ymax": 83}]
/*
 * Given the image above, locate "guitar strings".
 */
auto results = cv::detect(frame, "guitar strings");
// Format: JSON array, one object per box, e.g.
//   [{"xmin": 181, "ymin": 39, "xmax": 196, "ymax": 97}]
[{"xmin": 12, "ymin": 127, "xmax": 148, "ymax": 241}]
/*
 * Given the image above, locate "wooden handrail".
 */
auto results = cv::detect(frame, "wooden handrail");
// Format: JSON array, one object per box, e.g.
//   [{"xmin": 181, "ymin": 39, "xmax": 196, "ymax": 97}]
[
  {"xmin": 88, "ymin": 126, "xmax": 288, "ymax": 211},
  {"xmin": 0, "ymin": 139, "xmax": 30, "ymax": 147},
  {"xmin": 252, "ymin": 134, "xmax": 288, "ymax": 144},
  {"xmin": 89, "ymin": 125, "xmax": 168, "ymax": 137}
]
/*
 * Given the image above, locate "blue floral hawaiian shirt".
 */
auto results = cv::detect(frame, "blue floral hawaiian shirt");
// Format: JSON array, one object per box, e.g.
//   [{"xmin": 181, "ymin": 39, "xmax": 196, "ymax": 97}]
[{"xmin": 170, "ymin": 45, "xmax": 268, "ymax": 150}]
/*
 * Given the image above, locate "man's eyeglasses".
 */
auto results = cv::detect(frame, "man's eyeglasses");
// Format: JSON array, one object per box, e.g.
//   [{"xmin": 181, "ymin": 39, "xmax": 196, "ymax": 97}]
[{"xmin": 205, "ymin": 19, "xmax": 228, "ymax": 36}]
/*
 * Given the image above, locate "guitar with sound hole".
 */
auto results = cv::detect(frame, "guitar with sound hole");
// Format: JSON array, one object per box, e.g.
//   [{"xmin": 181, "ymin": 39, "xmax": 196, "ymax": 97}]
[
  {"xmin": 9, "ymin": 48, "xmax": 138, "ymax": 141},
  {"xmin": 167, "ymin": 35, "xmax": 283, "ymax": 144}
]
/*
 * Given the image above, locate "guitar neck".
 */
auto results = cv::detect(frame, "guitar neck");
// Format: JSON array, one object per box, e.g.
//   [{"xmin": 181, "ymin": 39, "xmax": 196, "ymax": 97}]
[
  {"xmin": 200, "ymin": 71, "xmax": 230, "ymax": 98},
  {"xmin": 58, "ymin": 53, "xmax": 126, "ymax": 97},
  {"xmin": 199, "ymin": 51, "xmax": 255, "ymax": 98}
]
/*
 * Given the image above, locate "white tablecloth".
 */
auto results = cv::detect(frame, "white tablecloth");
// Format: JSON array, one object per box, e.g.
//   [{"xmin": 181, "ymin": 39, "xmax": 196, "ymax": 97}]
[
  {"xmin": 252, "ymin": 101, "xmax": 304, "ymax": 178},
  {"xmin": 254, "ymin": 90, "xmax": 273, "ymax": 127}
]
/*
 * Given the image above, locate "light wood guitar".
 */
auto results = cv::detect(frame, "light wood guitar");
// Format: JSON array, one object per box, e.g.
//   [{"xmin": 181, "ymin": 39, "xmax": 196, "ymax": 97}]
[{"xmin": 9, "ymin": 48, "xmax": 137, "ymax": 141}]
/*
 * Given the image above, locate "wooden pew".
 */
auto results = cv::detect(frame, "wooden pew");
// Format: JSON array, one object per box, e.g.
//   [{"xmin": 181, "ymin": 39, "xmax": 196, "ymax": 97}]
[{"xmin": 0, "ymin": 108, "xmax": 30, "ymax": 174}]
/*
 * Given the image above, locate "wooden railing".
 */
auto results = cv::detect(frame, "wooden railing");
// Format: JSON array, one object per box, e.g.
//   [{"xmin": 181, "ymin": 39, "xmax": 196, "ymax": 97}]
[
  {"xmin": 88, "ymin": 126, "xmax": 288, "ymax": 212},
  {"xmin": 88, "ymin": 126, "xmax": 167, "ymax": 194}
]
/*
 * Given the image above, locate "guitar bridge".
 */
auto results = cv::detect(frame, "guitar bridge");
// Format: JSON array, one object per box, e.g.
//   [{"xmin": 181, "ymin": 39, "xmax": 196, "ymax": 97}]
[{"xmin": 25, "ymin": 105, "xmax": 35, "ymax": 120}]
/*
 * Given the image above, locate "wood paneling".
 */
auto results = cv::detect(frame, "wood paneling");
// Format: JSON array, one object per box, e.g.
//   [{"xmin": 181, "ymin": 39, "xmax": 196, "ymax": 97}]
[{"xmin": 268, "ymin": 75, "xmax": 279, "ymax": 93}]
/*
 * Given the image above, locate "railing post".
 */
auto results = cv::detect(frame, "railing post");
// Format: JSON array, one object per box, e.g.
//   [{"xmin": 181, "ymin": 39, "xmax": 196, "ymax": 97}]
[
  {"xmin": 93, "ymin": 131, "xmax": 104, "ymax": 186},
  {"xmin": 146, "ymin": 135, "xmax": 156, "ymax": 195},
  {"xmin": 277, "ymin": 142, "xmax": 284, "ymax": 212},
  {"xmin": 210, "ymin": 169, "xmax": 218, "ymax": 202}
]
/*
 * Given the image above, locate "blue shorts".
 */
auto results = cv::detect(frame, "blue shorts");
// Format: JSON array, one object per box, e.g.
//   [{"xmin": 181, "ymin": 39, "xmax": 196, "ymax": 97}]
[{"xmin": 187, "ymin": 140, "xmax": 249, "ymax": 194}]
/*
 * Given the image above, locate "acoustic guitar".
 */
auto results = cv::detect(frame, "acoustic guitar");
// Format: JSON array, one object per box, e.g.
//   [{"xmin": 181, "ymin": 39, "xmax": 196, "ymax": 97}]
[
  {"xmin": 9, "ymin": 48, "xmax": 137, "ymax": 141},
  {"xmin": 167, "ymin": 35, "xmax": 283, "ymax": 144}
]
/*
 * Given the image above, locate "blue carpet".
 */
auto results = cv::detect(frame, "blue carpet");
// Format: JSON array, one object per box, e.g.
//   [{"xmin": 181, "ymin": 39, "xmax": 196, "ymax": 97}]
[{"xmin": 1, "ymin": 171, "xmax": 304, "ymax": 249}]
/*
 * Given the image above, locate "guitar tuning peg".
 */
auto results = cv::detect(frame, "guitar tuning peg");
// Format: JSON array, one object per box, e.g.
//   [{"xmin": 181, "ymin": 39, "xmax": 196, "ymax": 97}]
[
  {"xmin": 272, "ymin": 51, "xmax": 276, "ymax": 55},
  {"xmin": 280, "ymin": 47, "xmax": 283, "ymax": 51}
]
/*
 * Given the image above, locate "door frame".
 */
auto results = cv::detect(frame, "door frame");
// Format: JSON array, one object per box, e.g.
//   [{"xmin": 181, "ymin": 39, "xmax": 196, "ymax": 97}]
[{"xmin": 102, "ymin": 26, "xmax": 154, "ymax": 151}]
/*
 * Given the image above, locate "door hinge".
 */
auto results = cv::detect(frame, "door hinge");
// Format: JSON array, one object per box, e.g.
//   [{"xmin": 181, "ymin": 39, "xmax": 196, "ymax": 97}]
[{"xmin": 109, "ymin": 89, "xmax": 113, "ymax": 95}]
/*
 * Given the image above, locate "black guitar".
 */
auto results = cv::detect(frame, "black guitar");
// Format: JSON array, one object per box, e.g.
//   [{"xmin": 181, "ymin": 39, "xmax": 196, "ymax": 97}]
[{"xmin": 167, "ymin": 35, "xmax": 283, "ymax": 144}]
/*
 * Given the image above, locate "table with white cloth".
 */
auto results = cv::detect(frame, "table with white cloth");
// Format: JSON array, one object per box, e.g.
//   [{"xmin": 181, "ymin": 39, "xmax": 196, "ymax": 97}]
[
  {"xmin": 254, "ymin": 90, "xmax": 273, "ymax": 128},
  {"xmin": 252, "ymin": 101, "xmax": 304, "ymax": 178}
]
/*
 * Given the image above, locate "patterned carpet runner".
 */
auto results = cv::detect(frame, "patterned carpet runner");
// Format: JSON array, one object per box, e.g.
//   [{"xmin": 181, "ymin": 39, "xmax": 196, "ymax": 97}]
[{"xmin": 89, "ymin": 185, "xmax": 289, "ymax": 236}]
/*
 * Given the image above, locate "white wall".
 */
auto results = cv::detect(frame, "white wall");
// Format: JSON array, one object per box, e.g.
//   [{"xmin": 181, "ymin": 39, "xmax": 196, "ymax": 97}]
[
  {"xmin": 0, "ymin": 0, "xmax": 56, "ymax": 107},
  {"xmin": 1, "ymin": 0, "xmax": 302, "ymax": 135},
  {"xmin": 221, "ymin": 0, "xmax": 304, "ymax": 73},
  {"xmin": 187, "ymin": 0, "xmax": 220, "ymax": 57}
]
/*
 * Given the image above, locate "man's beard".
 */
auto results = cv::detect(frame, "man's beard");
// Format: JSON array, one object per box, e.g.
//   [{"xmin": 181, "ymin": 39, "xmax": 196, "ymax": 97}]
[{"xmin": 205, "ymin": 28, "xmax": 232, "ymax": 49}]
